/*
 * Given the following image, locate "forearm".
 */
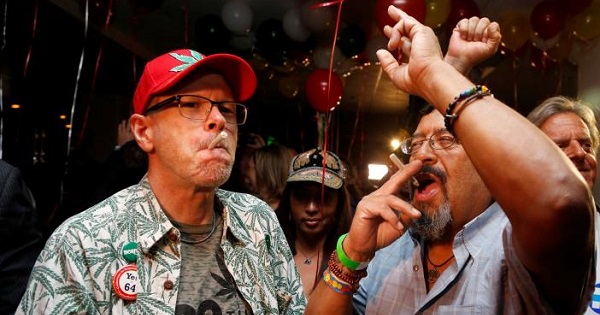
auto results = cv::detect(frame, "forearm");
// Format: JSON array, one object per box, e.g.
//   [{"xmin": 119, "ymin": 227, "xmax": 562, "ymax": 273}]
[
  {"xmin": 418, "ymin": 60, "xmax": 589, "ymax": 215},
  {"xmin": 305, "ymin": 277, "xmax": 355, "ymax": 315},
  {"xmin": 443, "ymin": 55, "xmax": 471, "ymax": 76}
]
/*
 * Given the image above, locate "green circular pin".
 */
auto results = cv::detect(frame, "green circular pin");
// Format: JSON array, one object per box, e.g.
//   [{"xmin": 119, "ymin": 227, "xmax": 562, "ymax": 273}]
[{"xmin": 122, "ymin": 242, "xmax": 138, "ymax": 263}]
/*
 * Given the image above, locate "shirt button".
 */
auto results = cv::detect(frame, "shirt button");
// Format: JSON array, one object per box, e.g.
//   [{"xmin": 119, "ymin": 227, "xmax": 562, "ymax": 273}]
[
  {"xmin": 168, "ymin": 232, "xmax": 178, "ymax": 242},
  {"xmin": 413, "ymin": 265, "xmax": 419, "ymax": 272},
  {"xmin": 164, "ymin": 280, "xmax": 174, "ymax": 290}
]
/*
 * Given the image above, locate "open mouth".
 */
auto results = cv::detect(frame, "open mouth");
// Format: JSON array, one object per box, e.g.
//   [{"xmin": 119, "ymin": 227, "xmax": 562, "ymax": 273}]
[{"xmin": 414, "ymin": 173, "xmax": 436, "ymax": 192}]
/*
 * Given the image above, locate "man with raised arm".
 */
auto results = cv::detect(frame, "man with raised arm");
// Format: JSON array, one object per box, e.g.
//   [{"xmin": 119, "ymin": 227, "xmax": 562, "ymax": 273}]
[{"xmin": 305, "ymin": 6, "xmax": 594, "ymax": 315}]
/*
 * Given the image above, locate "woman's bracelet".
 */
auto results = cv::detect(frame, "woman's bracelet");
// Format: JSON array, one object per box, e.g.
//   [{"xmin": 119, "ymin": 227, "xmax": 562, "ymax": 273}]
[
  {"xmin": 328, "ymin": 251, "xmax": 368, "ymax": 284},
  {"xmin": 323, "ymin": 269, "xmax": 359, "ymax": 295}
]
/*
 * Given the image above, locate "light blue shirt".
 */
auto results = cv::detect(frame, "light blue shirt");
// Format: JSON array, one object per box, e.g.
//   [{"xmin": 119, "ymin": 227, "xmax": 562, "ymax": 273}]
[{"xmin": 353, "ymin": 202, "xmax": 593, "ymax": 314}]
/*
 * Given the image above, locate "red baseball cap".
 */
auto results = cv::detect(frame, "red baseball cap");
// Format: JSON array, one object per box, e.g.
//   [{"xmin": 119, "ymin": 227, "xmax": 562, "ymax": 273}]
[{"xmin": 132, "ymin": 49, "xmax": 257, "ymax": 114}]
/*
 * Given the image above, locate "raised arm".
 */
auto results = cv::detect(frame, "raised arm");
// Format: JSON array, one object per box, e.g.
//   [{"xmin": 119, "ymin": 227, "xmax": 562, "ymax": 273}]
[
  {"xmin": 444, "ymin": 17, "xmax": 501, "ymax": 75},
  {"xmin": 378, "ymin": 6, "xmax": 593, "ymax": 313},
  {"xmin": 307, "ymin": 6, "xmax": 593, "ymax": 315}
]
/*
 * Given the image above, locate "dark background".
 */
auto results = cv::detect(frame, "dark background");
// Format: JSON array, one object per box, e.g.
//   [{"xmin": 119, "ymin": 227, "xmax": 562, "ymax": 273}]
[{"xmin": 0, "ymin": 0, "xmax": 587, "ymax": 236}]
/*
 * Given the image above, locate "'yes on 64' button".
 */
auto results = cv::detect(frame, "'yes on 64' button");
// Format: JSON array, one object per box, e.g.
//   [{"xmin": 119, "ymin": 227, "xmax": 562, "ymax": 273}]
[{"xmin": 113, "ymin": 264, "xmax": 138, "ymax": 301}]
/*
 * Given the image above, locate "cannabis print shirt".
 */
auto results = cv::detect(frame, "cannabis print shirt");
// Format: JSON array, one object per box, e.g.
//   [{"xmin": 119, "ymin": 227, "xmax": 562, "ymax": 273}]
[{"xmin": 16, "ymin": 177, "xmax": 306, "ymax": 315}]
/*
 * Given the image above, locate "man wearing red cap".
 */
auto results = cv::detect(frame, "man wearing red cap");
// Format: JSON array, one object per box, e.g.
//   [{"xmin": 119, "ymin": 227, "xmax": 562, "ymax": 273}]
[{"xmin": 17, "ymin": 50, "xmax": 306, "ymax": 314}]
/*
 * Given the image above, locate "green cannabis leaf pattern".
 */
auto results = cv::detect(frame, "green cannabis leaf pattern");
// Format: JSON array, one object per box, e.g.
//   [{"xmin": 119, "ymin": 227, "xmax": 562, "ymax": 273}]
[{"xmin": 16, "ymin": 177, "xmax": 306, "ymax": 315}]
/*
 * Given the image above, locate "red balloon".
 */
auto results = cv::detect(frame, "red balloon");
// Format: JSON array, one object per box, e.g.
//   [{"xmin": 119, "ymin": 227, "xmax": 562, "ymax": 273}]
[
  {"xmin": 530, "ymin": 0, "xmax": 566, "ymax": 40},
  {"xmin": 375, "ymin": 0, "xmax": 427, "ymax": 33},
  {"xmin": 305, "ymin": 70, "xmax": 343, "ymax": 112},
  {"xmin": 445, "ymin": 0, "xmax": 479, "ymax": 30}
]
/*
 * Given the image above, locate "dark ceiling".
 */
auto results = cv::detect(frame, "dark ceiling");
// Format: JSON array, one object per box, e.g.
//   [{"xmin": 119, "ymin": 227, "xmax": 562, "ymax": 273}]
[{"xmin": 0, "ymin": 0, "xmax": 581, "ymax": 229}]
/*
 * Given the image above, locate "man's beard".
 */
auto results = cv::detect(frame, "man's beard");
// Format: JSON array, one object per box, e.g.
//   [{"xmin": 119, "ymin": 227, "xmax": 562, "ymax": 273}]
[
  {"xmin": 411, "ymin": 200, "xmax": 452, "ymax": 241},
  {"xmin": 410, "ymin": 165, "xmax": 452, "ymax": 241}
]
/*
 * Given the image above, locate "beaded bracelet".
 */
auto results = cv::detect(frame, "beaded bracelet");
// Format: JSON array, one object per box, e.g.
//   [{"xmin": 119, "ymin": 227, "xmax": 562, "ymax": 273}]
[
  {"xmin": 323, "ymin": 269, "xmax": 357, "ymax": 295},
  {"xmin": 444, "ymin": 85, "xmax": 491, "ymax": 135},
  {"xmin": 328, "ymin": 251, "xmax": 368, "ymax": 285}
]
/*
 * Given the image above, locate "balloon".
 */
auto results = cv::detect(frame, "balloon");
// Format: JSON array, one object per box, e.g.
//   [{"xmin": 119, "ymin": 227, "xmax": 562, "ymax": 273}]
[
  {"xmin": 375, "ymin": 0, "xmax": 427, "ymax": 33},
  {"xmin": 546, "ymin": 33, "xmax": 574, "ymax": 62},
  {"xmin": 529, "ymin": 44, "xmax": 557, "ymax": 71},
  {"xmin": 425, "ymin": 0, "xmax": 450, "ymax": 28},
  {"xmin": 256, "ymin": 19, "xmax": 291, "ymax": 65},
  {"xmin": 221, "ymin": 0, "xmax": 253, "ymax": 35},
  {"xmin": 337, "ymin": 24, "xmax": 367, "ymax": 57},
  {"xmin": 312, "ymin": 46, "xmax": 346, "ymax": 69},
  {"xmin": 279, "ymin": 75, "xmax": 300, "ymax": 98},
  {"xmin": 365, "ymin": 35, "xmax": 389, "ymax": 62},
  {"xmin": 530, "ymin": 32, "xmax": 561, "ymax": 51},
  {"xmin": 498, "ymin": 11, "xmax": 530, "ymax": 52},
  {"xmin": 305, "ymin": 69, "xmax": 344, "ymax": 112},
  {"xmin": 530, "ymin": 0, "xmax": 566, "ymax": 40},
  {"xmin": 445, "ymin": 0, "xmax": 479, "ymax": 30},
  {"xmin": 570, "ymin": 0, "xmax": 600, "ymax": 42},
  {"xmin": 560, "ymin": 0, "xmax": 593, "ymax": 16},
  {"xmin": 283, "ymin": 7, "xmax": 311, "ymax": 42},
  {"xmin": 194, "ymin": 14, "xmax": 231, "ymax": 54},
  {"xmin": 301, "ymin": 0, "xmax": 334, "ymax": 33},
  {"xmin": 228, "ymin": 34, "xmax": 255, "ymax": 54}
]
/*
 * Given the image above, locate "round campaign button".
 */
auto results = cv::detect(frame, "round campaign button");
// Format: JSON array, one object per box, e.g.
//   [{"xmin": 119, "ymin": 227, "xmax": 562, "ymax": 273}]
[
  {"xmin": 112, "ymin": 264, "xmax": 138, "ymax": 301},
  {"xmin": 122, "ymin": 242, "xmax": 138, "ymax": 263}
]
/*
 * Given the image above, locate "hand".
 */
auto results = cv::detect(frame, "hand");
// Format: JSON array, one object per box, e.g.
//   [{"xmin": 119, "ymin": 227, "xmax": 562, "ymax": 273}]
[
  {"xmin": 376, "ymin": 6, "xmax": 445, "ymax": 98},
  {"xmin": 117, "ymin": 120, "xmax": 134, "ymax": 146},
  {"xmin": 444, "ymin": 17, "xmax": 502, "ymax": 75},
  {"xmin": 343, "ymin": 159, "xmax": 423, "ymax": 262}
]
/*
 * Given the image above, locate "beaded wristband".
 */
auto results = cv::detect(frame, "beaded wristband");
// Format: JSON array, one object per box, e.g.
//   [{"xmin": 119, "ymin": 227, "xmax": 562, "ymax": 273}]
[
  {"xmin": 336, "ymin": 233, "xmax": 369, "ymax": 271},
  {"xmin": 323, "ymin": 269, "xmax": 357, "ymax": 295},
  {"xmin": 328, "ymin": 251, "xmax": 368, "ymax": 284},
  {"xmin": 444, "ymin": 85, "xmax": 491, "ymax": 135}
]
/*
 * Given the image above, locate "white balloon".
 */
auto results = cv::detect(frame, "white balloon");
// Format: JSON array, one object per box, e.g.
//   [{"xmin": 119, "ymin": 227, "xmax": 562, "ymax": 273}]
[
  {"xmin": 221, "ymin": 0, "xmax": 253, "ymax": 35},
  {"xmin": 312, "ymin": 46, "xmax": 345, "ymax": 69},
  {"xmin": 283, "ymin": 7, "xmax": 310, "ymax": 42},
  {"xmin": 300, "ymin": 0, "xmax": 333, "ymax": 33}
]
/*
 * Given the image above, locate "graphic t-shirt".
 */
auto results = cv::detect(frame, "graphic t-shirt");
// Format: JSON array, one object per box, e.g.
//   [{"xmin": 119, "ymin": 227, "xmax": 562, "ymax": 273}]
[{"xmin": 173, "ymin": 213, "xmax": 251, "ymax": 315}]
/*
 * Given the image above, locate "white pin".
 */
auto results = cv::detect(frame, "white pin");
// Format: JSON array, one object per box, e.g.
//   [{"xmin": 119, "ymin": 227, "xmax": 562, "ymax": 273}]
[
  {"xmin": 208, "ymin": 131, "xmax": 227, "ymax": 149},
  {"xmin": 112, "ymin": 264, "xmax": 138, "ymax": 301}
]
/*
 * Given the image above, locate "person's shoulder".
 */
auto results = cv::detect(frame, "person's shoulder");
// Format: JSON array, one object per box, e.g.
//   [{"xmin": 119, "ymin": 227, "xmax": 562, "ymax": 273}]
[
  {"xmin": 217, "ymin": 189, "xmax": 277, "ymax": 217},
  {"xmin": 54, "ymin": 187, "xmax": 134, "ymax": 235}
]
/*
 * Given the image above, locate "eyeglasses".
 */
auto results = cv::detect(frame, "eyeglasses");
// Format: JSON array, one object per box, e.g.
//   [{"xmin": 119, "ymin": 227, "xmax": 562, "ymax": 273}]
[
  {"xmin": 400, "ymin": 130, "xmax": 459, "ymax": 155},
  {"xmin": 144, "ymin": 95, "xmax": 247, "ymax": 125}
]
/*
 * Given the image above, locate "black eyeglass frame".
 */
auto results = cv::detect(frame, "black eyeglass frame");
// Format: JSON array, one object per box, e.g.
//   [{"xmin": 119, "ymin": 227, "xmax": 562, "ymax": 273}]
[
  {"xmin": 400, "ymin": 129, "xmax": 459, "ymax": 155},
  {"xmin": 143, "ymin": 94, "xmax": 248, "ymax": 125}
]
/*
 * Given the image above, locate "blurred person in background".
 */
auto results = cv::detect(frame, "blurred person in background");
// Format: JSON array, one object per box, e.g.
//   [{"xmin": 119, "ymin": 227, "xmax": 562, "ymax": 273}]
[
  {"xmin": 277, "ymin": 148, "xmax": 353, "ymax": 297},
  {"xmin": 0, "ymin": 159, "xmax": 43, "ymax": 315}
]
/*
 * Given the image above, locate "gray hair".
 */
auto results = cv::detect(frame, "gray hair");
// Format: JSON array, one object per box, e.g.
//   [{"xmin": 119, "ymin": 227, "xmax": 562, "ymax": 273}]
[{"xmin": 527, "ymin": 96, "xmax": 600, "ymax": 154}]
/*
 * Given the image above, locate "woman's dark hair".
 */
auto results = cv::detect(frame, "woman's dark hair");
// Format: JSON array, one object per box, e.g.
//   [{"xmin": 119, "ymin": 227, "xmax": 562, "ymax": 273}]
[{"xmin": 276, "ymin": 181, "xmax": 353, "ymax": 282}]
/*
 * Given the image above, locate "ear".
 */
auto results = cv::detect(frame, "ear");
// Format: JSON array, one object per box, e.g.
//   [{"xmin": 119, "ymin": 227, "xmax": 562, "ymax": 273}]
[{"xmin": 130, "ymin": 114, "xmax": 154, "ymax": 153}]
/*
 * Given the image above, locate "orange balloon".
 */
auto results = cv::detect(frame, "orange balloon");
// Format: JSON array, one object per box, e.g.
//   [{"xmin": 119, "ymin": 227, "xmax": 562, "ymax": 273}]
[
  {"xmin": 425, "ymin": 0, "xmax": 451, "ymax": 28},
  {"xmin": 570, "ymin": 0, "xmax": 600, "ymax": 41},
  {"xmin": 498, "ymin": 11, "xmax": 530, "ymax": 52}
]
